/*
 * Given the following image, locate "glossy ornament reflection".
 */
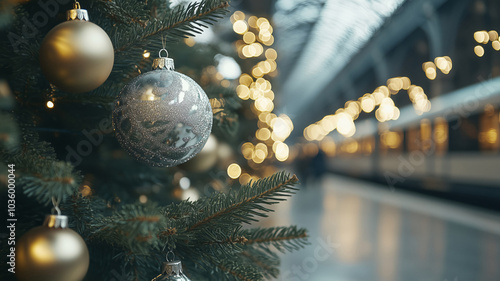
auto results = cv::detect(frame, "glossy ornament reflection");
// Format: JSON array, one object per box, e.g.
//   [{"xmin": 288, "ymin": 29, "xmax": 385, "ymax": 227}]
[
  {"xmin": 15, "ymin": 215, "xmax": 89, "ymax": 281},
  {"xmin": 113, "ymin": 50, "xmax": 213, "ymax": 167},
  {"xmin": 39, "ymin": 2, "xmax": 114, "ymax": 93}
]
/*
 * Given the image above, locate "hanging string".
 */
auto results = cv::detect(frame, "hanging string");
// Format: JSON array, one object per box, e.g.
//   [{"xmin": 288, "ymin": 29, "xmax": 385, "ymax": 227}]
[
  {"xmin": 166, "ymin": 250, "xmax": 175, "ymax": 262},
  {"xmin": 159, "ymin": 36, "xmax": 169, "ymax": 58},
  {"xmin": 51, "ymin": 196, "xmax": 62, "ymax": 215}
]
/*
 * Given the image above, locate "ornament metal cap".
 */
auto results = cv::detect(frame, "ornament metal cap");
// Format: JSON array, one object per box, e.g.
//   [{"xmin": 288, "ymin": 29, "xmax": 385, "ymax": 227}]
[
  {"xmin": 43, "ymin": 214, "xmax": 69, "ymax": 229},
  {"xmin": 67, "ymin": 1, "xmax": 89, "ymax": 21},
  {"xmin": 153, "ymin": 49, "xmax": 175, "ymax": 71},
  {"xmin": 162, "ymin": 260, "xmax": 183, "ymax": 275}
]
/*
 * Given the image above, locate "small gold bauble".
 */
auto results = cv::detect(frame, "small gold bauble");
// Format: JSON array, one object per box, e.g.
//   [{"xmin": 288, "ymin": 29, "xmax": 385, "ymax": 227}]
[
  {"xmin": 39, "ymin": 19, "xmax": 114, "ymax": 93},
  {"xmin": 180, "ymin": 134, "xmax": 218, "ymax": 172},
  {"xmin": 15, "ymin": 215, "xmax": 89, "ymax": 281}
]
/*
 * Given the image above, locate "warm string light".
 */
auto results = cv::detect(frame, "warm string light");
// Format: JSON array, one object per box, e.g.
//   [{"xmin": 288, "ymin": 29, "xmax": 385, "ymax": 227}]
[
  {"xmin": 228, "ymin": 12, "xmax": 291, "ymax": 184},
  {"xmin": 231, "ymin": 10, "xmax": 292, "ymax": 172},
  {"xmin": 302, "ymin": 56, "xmax": 455, "ymax": 153},
  {"xmin": 422, "ymin": 56, "xmax": 452, "ymax": 79},
  {"xmin": 303, "ymin": 76, "xmax": 432, "ymax": 141},
  {"xmin": 300, "ymin": 31, "xmax": 490, "ymax": 153},
  {"xmin": 46, "ymin": 101, "xmax": 54, "ymax": 109},
  {"xmin": 474, "ymin": 30, "xmax": 500, "ymax": 56},
  {"xmin": 227, "ymin": 163, "xmax": 242, "ymax": 179}
]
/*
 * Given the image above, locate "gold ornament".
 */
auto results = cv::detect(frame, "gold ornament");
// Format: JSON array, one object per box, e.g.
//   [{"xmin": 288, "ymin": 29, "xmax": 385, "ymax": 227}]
[
  {"xmin": 39, "ymin": 2, "xmax": 114, "ymax": 93},
  {"xmin": 180, "ymin": 134, "xmax": 219, "ymax": 172},
  {"xmin": 16, "ymin": 214, "xmax": 89, "ymax": 281}
]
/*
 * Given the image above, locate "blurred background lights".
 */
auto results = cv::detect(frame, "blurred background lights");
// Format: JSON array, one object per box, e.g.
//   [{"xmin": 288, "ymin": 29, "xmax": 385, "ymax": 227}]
[
  {"xmin": 231, "ymin": 11, "xmax": 294, "ymax": 164},
  {"xmin": 227, "ymin": 163, "xmax": 242, "ymax": 179},
  {"xmin": 192, "ymin": 27, "xmax": 215, "ymax": 44},
  {"xmin": 475, "ymin": 45, "xmax": 485, "ymax": 57},
  {"xmin": 472, "ymin": 29, "xmax": 500, "ymax": 55},
  {"xmin": 179, "ymin": 177, "xmax": 191, "ymax": 190},
  {"xmin": 360, "ymin": 95, "xmax": 375, "ymax": 113},
  {"xmin": 474, "ymin": 30, "xmax": 489, "ymax": 44},
  {"xmin": 181, "ymin": 188, "xmax": 200, "ymax": 201},
  {"xmin": 493, "ymin": 41, "xmax": 500, "ymax": 51},
  {"xmin": 275, "ymin": 142, "xmax": 289, "ymax": 162},
  {"xmin": 233, "ymin": 20, "xmax": 248, "ymax": 34},
  {"xmin": 243, "ymin": 32, "xmax": 256, "ymax": 44},
  {"xmin": 215, "ymin": 54, "xmax": 241, "ymax": 80}
]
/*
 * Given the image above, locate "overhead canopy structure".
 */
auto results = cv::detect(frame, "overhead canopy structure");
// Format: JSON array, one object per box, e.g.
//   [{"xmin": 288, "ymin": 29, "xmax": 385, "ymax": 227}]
[{"xmin": 273, "ymin": 0, "xmax": 407, "ymax": 136}]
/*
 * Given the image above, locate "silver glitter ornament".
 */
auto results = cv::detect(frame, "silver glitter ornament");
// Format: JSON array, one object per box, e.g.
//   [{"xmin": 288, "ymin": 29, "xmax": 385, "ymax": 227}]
[{"xmin": 113, "ymin": 49, "xmax": 213, "ymax": 167}]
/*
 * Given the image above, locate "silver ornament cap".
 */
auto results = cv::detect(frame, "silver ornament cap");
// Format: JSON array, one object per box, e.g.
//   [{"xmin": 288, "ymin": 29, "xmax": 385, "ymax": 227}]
[
  {"xmin": 163, "ymin": 260, "xmax": 183, "ymax": 275},
  {"xmin": 155, "ymin": 260, "xmax": 191, "ymax": 281},
  {"xmin": 43, "ymin": 214, "xmax": 69, "ymax": 228},
  {"xmin": 67, "ymin": 1, "xmax": 89, "ymax": 21},
  {"xmin": 153, "ymin": 49, "xmax": 175, "ymax": 70}
]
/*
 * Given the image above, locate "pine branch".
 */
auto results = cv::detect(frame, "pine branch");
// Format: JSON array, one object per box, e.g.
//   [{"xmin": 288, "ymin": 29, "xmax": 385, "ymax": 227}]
[
  {"xmin": 240, "ymin": 249, "xmax": 279, "ymax": 279},
  {"xmin": 241, "ymin": 226, "xmax": 309, "ymax": 253},
  {"xmin": 20, "ymin": 161, "xmax": 80, "ymax": 205},
  {"xmin": 1, "ymin": 1, "xmax": 310, "ymax": 279},
  {"xmin": 187, "ymin": 172, "xmax": 299, "ymax": 231},
  {"xmin": 94, "ymin": 0, "xmax": 149, "ymax": 27},
  {"xmin": 1, "ymin": 129, "xmax": 81, "ymax": 205},
  {"xmin": 216, "ymin": 260, "xmax": 262, "ymax": 281},
  {"xmin": 208, "ymin": 86, "xmax": 240, "ymax": 136},
  {"xmin": 114, "ymin": 1, "xmax": 229, "ymax": 55},
  {"xmin": 202, "ymin": 236, "xmax": 248, "ymax": 245},
  {"xmin": 92, "ymin": 203, "xmax": 169, "ymax": 254}
]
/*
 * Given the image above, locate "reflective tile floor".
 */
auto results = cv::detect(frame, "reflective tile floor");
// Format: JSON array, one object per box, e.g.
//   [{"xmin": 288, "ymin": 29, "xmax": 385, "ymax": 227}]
[{"xmin": 257, "ymin": 174, "xmax": 500, "ymax": 281}]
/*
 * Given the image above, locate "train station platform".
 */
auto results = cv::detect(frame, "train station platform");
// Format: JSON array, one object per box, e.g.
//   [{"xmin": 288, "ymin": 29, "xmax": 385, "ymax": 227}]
[{"xmin": 258, "ymin": 174, "xmax": 500, "ymax": 281}]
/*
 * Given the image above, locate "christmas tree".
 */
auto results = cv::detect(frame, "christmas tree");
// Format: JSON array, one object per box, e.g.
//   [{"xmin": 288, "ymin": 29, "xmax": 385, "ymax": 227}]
[{"xmin": 0, "ymin": 0, "xmax": 308, "ymax": 280}]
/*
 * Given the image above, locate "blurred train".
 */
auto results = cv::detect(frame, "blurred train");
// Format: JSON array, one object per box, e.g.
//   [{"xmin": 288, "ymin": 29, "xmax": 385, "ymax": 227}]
[{"xmin": 320, "ymin": 77, "xmax": 500, "ymax": 209}]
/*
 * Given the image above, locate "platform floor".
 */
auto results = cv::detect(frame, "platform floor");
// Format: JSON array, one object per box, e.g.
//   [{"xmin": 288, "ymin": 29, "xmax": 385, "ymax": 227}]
[{"xmin": 257, "ymin": 174, "xmax": 500, "ymax": 281}]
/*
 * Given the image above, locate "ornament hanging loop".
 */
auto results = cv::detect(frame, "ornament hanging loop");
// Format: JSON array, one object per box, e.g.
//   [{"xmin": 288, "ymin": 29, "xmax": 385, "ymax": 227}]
[
  {"xmin": 152, "ymin": 49, "xmax": 175, "ymax": 70},
  {"xmin": 51, "ymin": 196, "xmax": 62, "ymax": 216},
  {"xmin": 166, "ymin": 250, "xmax": 175, "ymax": 262},
  {"xmin": 67, "ymin": 0, "xmax": 89, "ymax": 21},
  {"xmin": 159, "ymin": 49, "xmax": 169, "ymax": 58},
  {"xmin": 45, "ymin": 196, "xmax": 69, "ymax": 229}
]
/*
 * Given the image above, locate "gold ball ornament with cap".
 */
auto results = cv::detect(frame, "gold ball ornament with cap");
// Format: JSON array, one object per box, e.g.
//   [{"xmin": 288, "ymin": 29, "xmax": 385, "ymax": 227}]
[
  {"xmin": 112, "ymin": 49, "xmax": 213, "ymax": 167},
  {"xmin": 15, "ymin": 214, "xmax": 90, "ymax": 281},
  {"xmin": 39, "ymin": 2, "xmax": 114, "ymax": 93}
]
